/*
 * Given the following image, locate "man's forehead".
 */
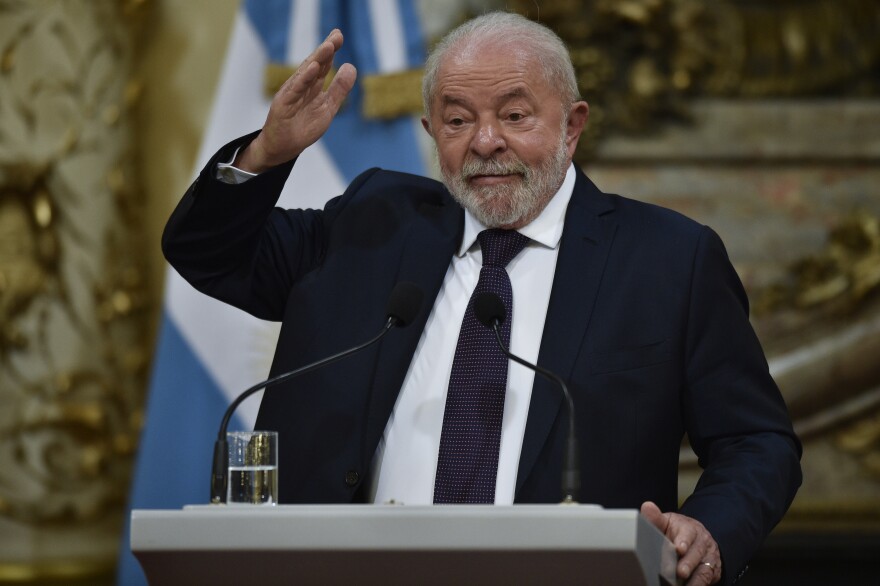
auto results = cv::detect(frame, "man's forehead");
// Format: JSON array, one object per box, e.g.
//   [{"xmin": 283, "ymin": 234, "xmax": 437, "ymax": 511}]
[
  {"xmin": 434, "ymin": 42, "xmax": 542, "ymax": 94},
  {"xmin": 442, "ymin": 36, "xmax": 535, "ymax": 70},
  {"xmin": 438, "ymin": 85, "xmax": 535, "ymax": 108}
]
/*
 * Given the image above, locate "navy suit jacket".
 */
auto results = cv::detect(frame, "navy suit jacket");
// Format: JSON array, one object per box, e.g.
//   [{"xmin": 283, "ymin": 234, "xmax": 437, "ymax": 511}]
[{"xmin": 163, "ymin": 133, "xmax": 801, "ymax": 584}]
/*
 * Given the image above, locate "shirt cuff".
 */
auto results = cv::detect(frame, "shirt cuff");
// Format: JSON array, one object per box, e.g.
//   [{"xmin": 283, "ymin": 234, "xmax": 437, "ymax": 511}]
[{"xmin": 215, "ymin": 146, "xmax": 259, "ymax": 184}]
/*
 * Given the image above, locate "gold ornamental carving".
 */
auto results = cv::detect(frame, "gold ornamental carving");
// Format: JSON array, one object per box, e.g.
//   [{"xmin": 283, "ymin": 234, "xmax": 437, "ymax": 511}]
[
  {"xmin": 509, "ymin": 0, "xmax": 880, "ymax": 161},
  {"xmin": 0, "ymin": 0, "xmax": 150, "ymax": 580},
  {"xmin": 754, "ymin": 212, "xmax": 880, "ymax": 318},
  {"xmin": 749, "ymin": 213, "xmax": 880, "ymax": 481}
]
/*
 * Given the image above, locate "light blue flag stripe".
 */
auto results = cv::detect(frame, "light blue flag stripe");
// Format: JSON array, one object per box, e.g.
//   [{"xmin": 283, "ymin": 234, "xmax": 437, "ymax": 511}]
[
  {"xmin": 117, "ymin": 313, "xmax": 246, "ymax": 585},
  {"xmin": 244, "ymin": 0, "xmax": 293, "ymax": 62},
  {"xmin": 397, "ymin": 0, "xmax": 425, "ymax": 68},
  {"xmin": 319, "ymin": 0, "xmax": 426, "ymax": 180},
  {"xmin": 345, "ymin": 1, "xmax": 381, "ymax": 74}
]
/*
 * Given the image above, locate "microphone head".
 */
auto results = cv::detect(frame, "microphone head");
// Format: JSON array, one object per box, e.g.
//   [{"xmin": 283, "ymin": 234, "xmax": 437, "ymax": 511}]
[
  {"xmin": 474, "ymin": 292, "xmax": 506, "ymax": 328},
  {"xmin": 386, "ymin": 281, "xmax": 424, "ymax": 327}
]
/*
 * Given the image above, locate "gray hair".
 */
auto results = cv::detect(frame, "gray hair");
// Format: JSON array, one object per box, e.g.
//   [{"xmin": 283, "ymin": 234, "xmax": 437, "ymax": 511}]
[{"xmin": 422, "ymin": 12, "xmax": 580, "ymax": 118}]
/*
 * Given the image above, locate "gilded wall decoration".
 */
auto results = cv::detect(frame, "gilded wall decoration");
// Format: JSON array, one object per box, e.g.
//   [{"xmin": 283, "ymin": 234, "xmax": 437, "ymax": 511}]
[
  {"xmin": 753, "ymin": 212, "xmax": 880, "ymax": 501},
  {"xmin": 509, "ymin": 0, "xmax": 880, "ymax": 162},
  {"xmin": 672, "ymin": 209, "xmax": 880, "ymax": 527},
  {"xmin": 0, "ymin": 0, "xmax": 150, "ymax": 580}
]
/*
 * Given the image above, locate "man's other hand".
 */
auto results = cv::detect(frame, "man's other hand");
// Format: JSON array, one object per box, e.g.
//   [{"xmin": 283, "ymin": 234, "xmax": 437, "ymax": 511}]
[{"xmin": 641, "ymin": 501, "xmax": 722, "ymax": 585}]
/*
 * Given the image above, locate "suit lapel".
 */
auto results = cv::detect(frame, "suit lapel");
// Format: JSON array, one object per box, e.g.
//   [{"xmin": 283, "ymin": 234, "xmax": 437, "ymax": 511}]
[
  {"xmin": 362, "ymin": 197, "xmax": 463, "ymax": 464},
  {"xmin": 516, "ymin": 168, "xmax": 618, "ymax": 497}
]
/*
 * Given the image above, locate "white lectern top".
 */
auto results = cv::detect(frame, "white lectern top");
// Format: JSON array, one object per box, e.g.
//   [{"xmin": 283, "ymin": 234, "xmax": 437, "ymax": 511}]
[{"xmin": 131, "ymin": 504, "xmax": 677, "ymax": 585}]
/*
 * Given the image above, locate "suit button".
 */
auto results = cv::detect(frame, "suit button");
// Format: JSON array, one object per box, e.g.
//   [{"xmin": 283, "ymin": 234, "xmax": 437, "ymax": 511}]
[{"xmin": 345, "ymin": 470, "xmax": 360, "ymax": 487}]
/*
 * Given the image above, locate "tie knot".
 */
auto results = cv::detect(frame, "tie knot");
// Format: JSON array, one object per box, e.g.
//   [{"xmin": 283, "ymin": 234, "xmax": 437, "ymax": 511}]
[{"xmin": 478, "ymin": 229, "xmax": 529, "ymax": 268}]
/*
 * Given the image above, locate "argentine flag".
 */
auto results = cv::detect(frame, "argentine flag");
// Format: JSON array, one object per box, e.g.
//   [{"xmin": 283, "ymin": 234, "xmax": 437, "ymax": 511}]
[{"xmin": 117, "ymin": 1, "xmax": 427, "ymax": 583}]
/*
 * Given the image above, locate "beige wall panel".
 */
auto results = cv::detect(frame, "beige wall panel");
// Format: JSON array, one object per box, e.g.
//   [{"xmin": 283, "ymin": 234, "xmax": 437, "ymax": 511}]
[
  {"xmin": 595, "ymin": 100, "xmax": 880, "ymax": 162},
  {"xmin": 586, "ymin": 164, "xmax": 880, "ymax": 294}
]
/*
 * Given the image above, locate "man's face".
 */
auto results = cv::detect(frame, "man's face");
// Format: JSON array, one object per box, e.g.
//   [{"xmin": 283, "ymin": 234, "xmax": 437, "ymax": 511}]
[{"xmin": 423, "ymin": 41, "xmax": 588, "ymax": 229}]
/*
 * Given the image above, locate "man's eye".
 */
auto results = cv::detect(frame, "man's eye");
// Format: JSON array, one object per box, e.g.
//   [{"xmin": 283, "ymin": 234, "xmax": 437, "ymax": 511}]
[
  {"xmin": 449, "ymin": 118, "xmax": 464, "ymax": 126},
  {"xmin": 508, "ymin": 113, "xmax": 524, "ymax": 121}
]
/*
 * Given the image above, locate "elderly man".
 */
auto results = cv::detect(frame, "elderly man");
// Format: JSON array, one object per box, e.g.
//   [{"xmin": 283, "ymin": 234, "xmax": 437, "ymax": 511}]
[{"xmin": 163, "ymin": 12, "xmax": 801, "ymax": 586}]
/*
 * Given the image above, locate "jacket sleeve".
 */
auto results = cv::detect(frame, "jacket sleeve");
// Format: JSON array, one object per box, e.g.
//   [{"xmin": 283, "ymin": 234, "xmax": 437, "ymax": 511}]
[
  {"xmin": 679, "ymin": 226, "xmax": 802, "ymax": 585},
  {"xmin": 161, "ymin": 131, "xmax": 377, "ymax": 320}
]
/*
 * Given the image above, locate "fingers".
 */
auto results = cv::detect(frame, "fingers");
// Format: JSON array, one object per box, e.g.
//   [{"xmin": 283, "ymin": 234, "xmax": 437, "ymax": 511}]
[
  {"xmin": 675, "ymin": 522, "xmax": 706, "ymax": 574},
  {"xmin": 280, "ymin": 29, "xmax": 345, "ymax": 104},
  {"xmin": 314, "ymin": 31, "xmax": 340, "ymax": 79},
  {"xmin": 640, "ymin": 503, "xmax": 722, "ymax": 585},
  {"xmin": 675, "ymin": 520, "xmax": 722, "ymax": 585},
  {"xmin": 285, "ymin": 52, "xmax": 355, "ymax": 121},
  {"xmin": 304, "ymin": 29, "xmax": 342, "ymax": 75},
  {"xmin": 684, "ymin": 552, "xmax": 722, "ymax": 586}
]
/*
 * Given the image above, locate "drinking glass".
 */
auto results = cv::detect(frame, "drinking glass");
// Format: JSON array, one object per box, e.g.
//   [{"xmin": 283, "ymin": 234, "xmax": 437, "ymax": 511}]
[{"xmin": 226, "ymin": 431, "xmax": 278, "ymax": 505}]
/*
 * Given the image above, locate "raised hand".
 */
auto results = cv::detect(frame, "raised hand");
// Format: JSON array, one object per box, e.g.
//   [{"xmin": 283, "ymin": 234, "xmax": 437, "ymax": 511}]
[
  {"xmin": 236, "ymin": 29, "xmax": 357, "ymax": 174},
  {"xmin": 641, "ymin": 501, "xmax": 723, "ymax": 585}
]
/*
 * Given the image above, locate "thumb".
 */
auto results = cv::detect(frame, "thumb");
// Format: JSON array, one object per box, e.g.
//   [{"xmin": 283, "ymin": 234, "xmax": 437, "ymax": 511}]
[{"xmin": 640, "ymin": 501, "xmax": 667, "ymax": 532}]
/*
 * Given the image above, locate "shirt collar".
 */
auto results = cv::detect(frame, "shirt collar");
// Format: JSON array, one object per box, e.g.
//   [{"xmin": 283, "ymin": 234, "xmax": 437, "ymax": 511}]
[{"xmin": 457, "ymin": 163, "xmax": 577, "ymax": 256}]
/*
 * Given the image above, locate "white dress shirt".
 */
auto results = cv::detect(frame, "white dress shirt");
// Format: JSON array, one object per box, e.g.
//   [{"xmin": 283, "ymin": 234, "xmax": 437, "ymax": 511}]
[{"xmin": 368, "ymin": 164, "xmax": 576, "ymax": 505}]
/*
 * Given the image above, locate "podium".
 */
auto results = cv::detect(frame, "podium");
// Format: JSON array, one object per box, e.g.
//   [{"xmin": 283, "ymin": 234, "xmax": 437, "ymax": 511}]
[{"xmin": 131, "ymin": 505, "xmax": 677, "ymax": 585}]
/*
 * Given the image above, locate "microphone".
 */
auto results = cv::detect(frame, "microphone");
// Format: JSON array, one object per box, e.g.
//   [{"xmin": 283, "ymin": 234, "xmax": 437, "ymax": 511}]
[
  {"xmin": 210, "ymin": 281, "xmax": 424, "ymax": 503},
  {"xmin": 473, "ymin": 292, "xmax": 581, "ymax": 504}
]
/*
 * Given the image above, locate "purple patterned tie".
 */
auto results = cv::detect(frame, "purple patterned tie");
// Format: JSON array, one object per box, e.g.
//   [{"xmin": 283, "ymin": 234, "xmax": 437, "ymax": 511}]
[{"xmin": 434, "ymin": 229, "xmax": 530, "ymax": 504}]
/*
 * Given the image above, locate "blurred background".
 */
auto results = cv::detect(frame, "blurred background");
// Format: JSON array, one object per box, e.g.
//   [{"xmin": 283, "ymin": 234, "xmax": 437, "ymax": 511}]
[{"xmin": 0, "ymin": 0, "xmax": 878, "ymax": 584}]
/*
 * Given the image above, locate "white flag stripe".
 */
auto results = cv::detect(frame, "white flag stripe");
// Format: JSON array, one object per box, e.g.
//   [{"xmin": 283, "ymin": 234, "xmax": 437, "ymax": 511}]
[
  {"xmin": 368, "ymin": 0, "xmax": 408, "ymax": 73},
  {"xmin": 288, "ymin": 0, "xmax": 320, "ymax": 63},
  {"xmin": 193, "ymin": 14, "xmax": 268, "ymax": 174},
  {"xmin": 166, "ymin": 13, "xmax": 274, "ymax": 428},
  {"xmin": 168, "ymin": 8, "xmax": 346, "ymax": 428},
  {"xmin": 166, "ymin": 273, "xmax": 274, "ymax": 426}
]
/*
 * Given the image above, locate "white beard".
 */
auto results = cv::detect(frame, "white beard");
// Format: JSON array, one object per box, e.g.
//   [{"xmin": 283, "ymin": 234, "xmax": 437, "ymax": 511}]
[{"xmin": 439, "ymin": 133, "xmax": 570, "ymax": 228}]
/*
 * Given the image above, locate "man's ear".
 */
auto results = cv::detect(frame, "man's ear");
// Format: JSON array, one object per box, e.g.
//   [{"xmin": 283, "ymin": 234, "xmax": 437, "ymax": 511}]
[
  {"xmin": 565, "ymin": 101, "xmax": 590, "ymax": 154},
  {"xmin": 421, "ymin": 116, "xmax": 432, "ymax": 137}
]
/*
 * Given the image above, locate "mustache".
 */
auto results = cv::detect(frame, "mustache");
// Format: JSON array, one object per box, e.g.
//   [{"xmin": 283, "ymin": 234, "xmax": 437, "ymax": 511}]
[{"xmin": 460, "ymin": 156, "xmax": 530, "ymax": 179}]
